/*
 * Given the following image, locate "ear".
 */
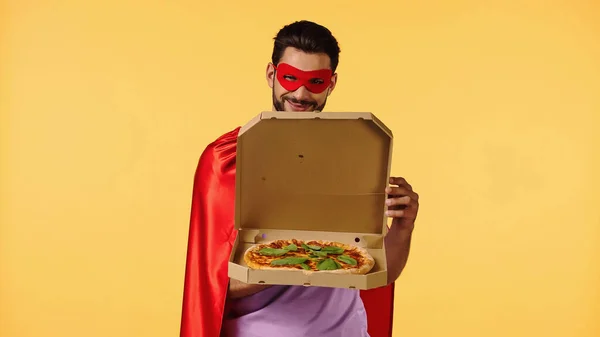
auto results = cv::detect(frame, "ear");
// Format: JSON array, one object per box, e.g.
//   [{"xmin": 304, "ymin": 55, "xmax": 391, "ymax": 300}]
[
  {"xmin": 266, "ymin": 63, "xmax": 275, "ymax": 89},
  {"xmin": 328, "ymin": 73, "xmax": 338, "ymax": 96}
]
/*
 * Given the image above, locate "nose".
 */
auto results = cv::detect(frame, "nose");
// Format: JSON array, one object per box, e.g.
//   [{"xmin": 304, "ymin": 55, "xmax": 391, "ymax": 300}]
[{"xmin": 292, "ymin": 85, "xmax": 312, "ymax": 101}]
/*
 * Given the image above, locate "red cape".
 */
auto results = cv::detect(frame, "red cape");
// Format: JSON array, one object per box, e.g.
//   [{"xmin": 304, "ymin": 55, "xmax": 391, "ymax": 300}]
[{"xmin": 179, "ymin": 127, "xmax": 395, "ymax": 337}]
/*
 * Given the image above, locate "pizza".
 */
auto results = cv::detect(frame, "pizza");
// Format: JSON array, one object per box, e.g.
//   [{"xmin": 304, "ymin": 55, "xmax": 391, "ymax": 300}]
[{"xmin": 243, "ymin": 239, "xmax": 375, "ymax": 275}]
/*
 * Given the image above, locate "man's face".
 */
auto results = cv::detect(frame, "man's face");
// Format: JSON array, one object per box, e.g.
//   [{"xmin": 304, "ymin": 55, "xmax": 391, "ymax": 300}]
[{"xmin": 267, "ymin": 47, "xmax": 337, "ymax": 112}]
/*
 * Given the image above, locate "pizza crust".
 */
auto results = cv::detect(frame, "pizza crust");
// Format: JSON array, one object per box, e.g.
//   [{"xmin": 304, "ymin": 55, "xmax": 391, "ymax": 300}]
[{"xmin": 243, "ymin": 239, "xmax": 376, "ymax": 275}]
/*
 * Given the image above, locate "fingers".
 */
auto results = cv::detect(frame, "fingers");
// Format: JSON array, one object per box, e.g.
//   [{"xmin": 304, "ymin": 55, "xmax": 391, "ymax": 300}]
[
  {"xmin": 385, "ymin": 186, "xmax": 419, "ymax": 201},
  {"xmin": 385, "ymin": 195, "xmax": 411, "ymax": 207},
  {"xmin": 386, "ymin": 196, "xmax": 418, "ymax": 211},
  {"xmin": 385, "ymin": 176, "xmax": 419, "ymax": 219},
  {"xmin": 386, "ymin": 199, "xmax": 418, "ymax": 219},
  {"xmin": 385, "ymin": 209, "xmax": 405, "ymax": 217},
  {"xmin": 389, "ymin": 176, "xmax": 411, "ymax": 190}
]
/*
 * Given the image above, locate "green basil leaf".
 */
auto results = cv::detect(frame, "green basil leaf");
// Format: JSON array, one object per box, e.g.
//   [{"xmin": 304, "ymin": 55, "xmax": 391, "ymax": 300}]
[
  {"xmin": 299, "ymin": 263, "xmax": 310, "ymax": 270},
  {"xmin": 321, "ymin": 246, "xmax": 344, "ymax": 254},
  {"xmin": 258, "ymin": 248, "xmax": 289, "ymax": 256},
  {"xmin": 270, "ymin": 257, "xmax": 308, "ymax": 266},
  {"xmin": 338, "ymin": 255, "xmax": 358, "ymax": 266},
  {"xmin": 283, "ymin": 243, "xmax": 298, "ymax": 251},
  {"xmin": 317, "ymin": 258, "xmax": 339, "ymax": 270},
  {"xmin": 312, "ymin": 251, "xmax": 328, "ymax": 257},
  {"xmin": 302, "ymin": 243, "xmax": 322, "ymax": 251},
  {"xmin": 334, "ymin": 260, "xmax": 343, "ymax": 269}
]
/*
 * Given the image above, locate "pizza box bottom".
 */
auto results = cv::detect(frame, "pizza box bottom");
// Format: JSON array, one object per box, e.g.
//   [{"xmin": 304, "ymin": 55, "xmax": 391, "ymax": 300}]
[{"xmin": 228, "ymin": 228, "xmax": 389, "ymax": 290}]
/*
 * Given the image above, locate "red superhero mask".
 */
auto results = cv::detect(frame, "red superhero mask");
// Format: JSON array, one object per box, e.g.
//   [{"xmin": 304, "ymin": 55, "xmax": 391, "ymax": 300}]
[{"xmin": 274, "ymin": 63, "xmax": 333, "ymax": 94}]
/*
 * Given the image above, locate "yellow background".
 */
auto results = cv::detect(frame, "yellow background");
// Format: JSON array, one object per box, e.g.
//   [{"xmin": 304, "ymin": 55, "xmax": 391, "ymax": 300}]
[{"xmin": 1, "ymin": 0, "xmax": 599, "ymax": 336}]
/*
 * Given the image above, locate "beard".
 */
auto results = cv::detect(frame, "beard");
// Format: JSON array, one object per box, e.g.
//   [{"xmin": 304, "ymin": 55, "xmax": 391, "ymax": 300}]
[{"xmin": 272, "ymin": 87, "xmax": 327, "ymax": 112}]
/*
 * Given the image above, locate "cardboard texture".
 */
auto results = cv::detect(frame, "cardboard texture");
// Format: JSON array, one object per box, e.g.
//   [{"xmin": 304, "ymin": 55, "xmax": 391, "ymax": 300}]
[{"xmin": 228, "ymin": 111, "xmax": 393, "ymax": 290}]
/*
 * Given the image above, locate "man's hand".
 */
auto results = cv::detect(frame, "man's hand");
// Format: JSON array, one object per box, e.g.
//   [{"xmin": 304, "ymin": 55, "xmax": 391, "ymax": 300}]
[
  {"xmin": 385, "ymin": 177, "xmax": 419, "ymax": 229},
  {"xmin": 383, "ymin": 176, "xmax": 419, "ymax": 284}
]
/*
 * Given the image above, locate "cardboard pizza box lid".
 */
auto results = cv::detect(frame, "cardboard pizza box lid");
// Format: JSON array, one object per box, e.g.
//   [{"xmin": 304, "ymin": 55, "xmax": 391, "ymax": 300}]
[{"xmin": 234, "ymin": 111, "xmax": 393, "ymax": 235}]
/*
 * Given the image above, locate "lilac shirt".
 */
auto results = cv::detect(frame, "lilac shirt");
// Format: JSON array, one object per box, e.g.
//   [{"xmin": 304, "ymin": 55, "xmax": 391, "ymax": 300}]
[{"xmin": 221, "ymin": 285, "xmax": 369, "ymax": 337}]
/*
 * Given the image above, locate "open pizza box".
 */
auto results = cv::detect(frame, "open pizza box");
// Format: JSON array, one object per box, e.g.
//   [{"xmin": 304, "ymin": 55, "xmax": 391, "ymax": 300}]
[{"xmin": 228, "ymin": 111, "xmax": 393, "ymax": 290}]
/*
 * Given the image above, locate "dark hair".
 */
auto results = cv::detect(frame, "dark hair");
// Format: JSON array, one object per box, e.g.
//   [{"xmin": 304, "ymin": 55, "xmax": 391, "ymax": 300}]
[{"xmin": 271, "ymin": 20, "xmax": 341, "ymax": 73}]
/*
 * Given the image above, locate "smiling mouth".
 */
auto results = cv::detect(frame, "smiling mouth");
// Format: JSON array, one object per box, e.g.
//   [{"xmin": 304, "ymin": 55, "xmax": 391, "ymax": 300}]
[{"xmin": 286, "ymin": 99, "xmax": 315, "ymax": 111}]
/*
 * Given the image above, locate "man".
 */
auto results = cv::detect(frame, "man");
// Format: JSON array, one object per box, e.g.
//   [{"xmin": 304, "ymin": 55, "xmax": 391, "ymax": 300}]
[{"xmin": 180, "ymin": 20, "xmax": 419, "ymax": 337}]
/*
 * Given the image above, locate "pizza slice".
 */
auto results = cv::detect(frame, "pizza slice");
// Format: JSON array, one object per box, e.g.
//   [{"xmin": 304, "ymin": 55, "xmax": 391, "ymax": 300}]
[{"xmin": 243, "ymin": 239, "xmax": 375, "ymax": 275}]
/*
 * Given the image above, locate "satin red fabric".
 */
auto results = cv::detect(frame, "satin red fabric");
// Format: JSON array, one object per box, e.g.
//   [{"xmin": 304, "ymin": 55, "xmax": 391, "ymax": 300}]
[{"xmin": 179, "ymin": 127, "xmax": 395, "ymax": 337}]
